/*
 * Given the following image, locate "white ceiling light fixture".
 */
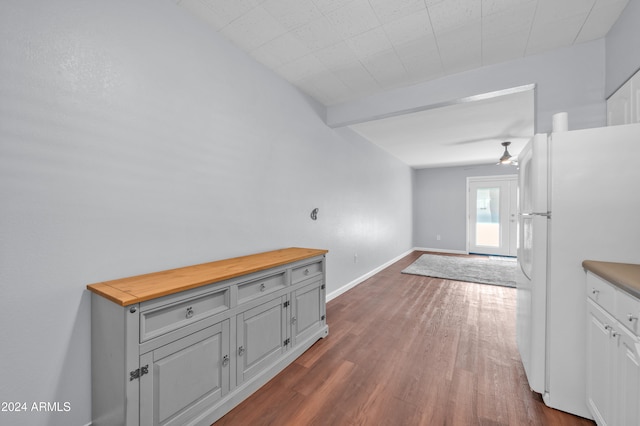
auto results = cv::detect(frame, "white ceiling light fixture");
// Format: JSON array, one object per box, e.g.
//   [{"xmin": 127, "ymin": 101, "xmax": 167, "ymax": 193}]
[{"xmin": 498, "ymin": 141, "xmax": 517, "ymax": 165}]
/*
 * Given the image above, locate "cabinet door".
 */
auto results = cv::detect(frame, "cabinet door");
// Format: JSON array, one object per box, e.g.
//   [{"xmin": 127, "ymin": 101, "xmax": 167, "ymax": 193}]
[
  {"xmin": 139, "ymin": 320, "xmax": 230, "ymax": 426},
  {"xmin": 291, "ymin": 279, "xmax": 325, "ymax": 346},
  {"xmin": 632, "ymin": 71, "xmax": 640, "ymax": 124},
  {"xmin": 586, "ymin": 300, "xmax": 615, "ymax": 426},
  {"xmin": 236, "ymin": 296, "xmax": 288, "ymax": 385},
  {"xmin": 616, "ymin": 328, "xmax": 640, "ymax": 426},
  {"xmin": 608, "ymin": 78, "xmax": 632, "ymax": 126}
]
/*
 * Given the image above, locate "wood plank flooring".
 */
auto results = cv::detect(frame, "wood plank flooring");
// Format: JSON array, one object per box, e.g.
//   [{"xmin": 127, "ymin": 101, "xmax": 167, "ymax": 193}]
[{"xmin": 215, "ymin": 251, "xmax": 595, "ymax": 426}]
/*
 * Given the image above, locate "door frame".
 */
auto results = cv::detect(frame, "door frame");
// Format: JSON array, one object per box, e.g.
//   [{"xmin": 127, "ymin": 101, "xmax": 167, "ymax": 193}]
[{"xmin": 466, "ymin": 174, "xmax": 518, "ymax": 256}]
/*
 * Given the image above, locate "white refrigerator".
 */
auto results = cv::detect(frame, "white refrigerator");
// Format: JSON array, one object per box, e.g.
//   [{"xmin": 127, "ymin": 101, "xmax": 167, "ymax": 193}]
[{"xmin": 516, "ymin": 123, "xmax": 640, "ymax": 418}]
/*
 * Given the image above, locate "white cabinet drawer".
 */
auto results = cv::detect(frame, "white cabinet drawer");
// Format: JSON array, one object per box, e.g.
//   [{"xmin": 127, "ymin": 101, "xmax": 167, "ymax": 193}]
[
  {"xmin": 140, "ymin": 288, "xmax": 230, "ymax": 342},
  {"xmin": 292, "ymin": 261, "xmax": 323, "ymax": 284},
  {"xmin": 587, "ymin": 272, "xmax": 615, "ymax": 314},
  {"xmin": 616, "ymin": 290, "xmax": 640, "ymax": 335},
  {"xmin": 237, "ymin": 272, "xmax": 286, "ymax": 305}
]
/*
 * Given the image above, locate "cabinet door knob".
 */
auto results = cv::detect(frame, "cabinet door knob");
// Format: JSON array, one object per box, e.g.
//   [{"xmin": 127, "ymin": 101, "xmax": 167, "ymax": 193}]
[
  {"xmin": 260, "ymin": 283, "xmax": 266, "ymax": 292},
  {"xmin": 604, "ymin": 324, "xmax": 612, "ymax": 331},
  {"xmin": 186, "ymin": 306, "xmax": 194, "ymax": 319},
  {"xmin": 238, "ymin": 346, "xmax": 245, "ymax": 356},
  {"xmin": 592, "ymin": 289, "xmax": 599, "ymax": 295},
  {"xmin": 612, "ymin": 331, "xmax": 620, "ymax": 338},
  {"xmin": 628, "ymin": 314, "xmax": 638, "ymax": 322},
  {"xmin": 222, "ymin": 355, "xmax": 229, "ymax": 367},
  {"xmin": 291, "ymin": 316, "xmax": 297, "ymax": 325}
]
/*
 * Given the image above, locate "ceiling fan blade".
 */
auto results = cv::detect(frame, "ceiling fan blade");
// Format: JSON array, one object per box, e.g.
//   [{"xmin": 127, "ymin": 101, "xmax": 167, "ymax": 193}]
[
  {"xmin": 446, "ymin": 136, "xmax": 500, "ymax": 145},
  {"xmin": 446, "ymin": 118, "xmax": 533, "ymax": 146}
]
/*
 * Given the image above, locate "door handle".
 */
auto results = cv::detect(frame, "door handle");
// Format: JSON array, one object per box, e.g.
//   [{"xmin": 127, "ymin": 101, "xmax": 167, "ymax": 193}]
[{"xmin": 520, "ymin": 212, "xmax": 551, "ymax": 218}]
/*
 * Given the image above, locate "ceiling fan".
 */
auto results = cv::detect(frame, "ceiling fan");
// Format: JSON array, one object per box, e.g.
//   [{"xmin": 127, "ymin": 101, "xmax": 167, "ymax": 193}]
[{"xmin": 497, "ymin": 141, "xmax": 518, "ymax": 166}]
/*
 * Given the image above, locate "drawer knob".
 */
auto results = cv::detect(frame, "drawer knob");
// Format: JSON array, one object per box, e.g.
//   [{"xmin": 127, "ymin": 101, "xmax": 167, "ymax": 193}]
[
  {"xmin": 222, "ymin": 355, "xmax": 229, "ymax": 367},
  {"xmin": 304, "ymin": 268, "xmax": 310, "ymax": 275},
  {"xmin": 628, "ymin": 314, "xmax": 638, "ymax": 322},
  {"xmin": 260, "ymin": 283, "xmax": 266, "ymax": 292},
  {"xmin": 592, "ymin": 289, "xmax": 599, "ymax": 295},
  {"xmin": 604, "ymin": 324, "xmax": 612, "ymax": 331},
  {"xmin": 186, "ymin": 306, "xmax": 194, "ymax": 319},
  {"xmin": 238, "ymin": 346, "xmax": 245, "ymax": 356}
]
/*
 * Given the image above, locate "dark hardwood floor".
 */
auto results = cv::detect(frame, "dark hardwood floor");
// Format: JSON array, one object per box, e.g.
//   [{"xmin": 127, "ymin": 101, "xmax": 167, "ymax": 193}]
[{"xmin": 215, "ymin": 251, "xmax": 595, "ymax": 425}]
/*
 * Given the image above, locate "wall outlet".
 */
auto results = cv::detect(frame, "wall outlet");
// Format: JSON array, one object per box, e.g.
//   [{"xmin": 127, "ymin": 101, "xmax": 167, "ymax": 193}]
[
  {"xmin": 436, "ymin": 234, "xmax": 441, "ymax": 241},
  {"xmin": 354, "ymin": 253, "xmax": 358, "ymax": 263}
]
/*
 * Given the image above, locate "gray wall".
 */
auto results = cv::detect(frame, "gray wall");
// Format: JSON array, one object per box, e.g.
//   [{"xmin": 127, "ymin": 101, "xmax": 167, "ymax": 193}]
[
  {"xmin": 2, "ymin": 1, "xmax": 635, "ymax": 425},
  {"xmin": 413, "ymin": 164, "xmax": 517, "ymax": 251},
  {"xmin": 327, "ymin": 39, "xmax": 606, "ymax": 133},
  {"xmin": 605, "ymin": 0, "xmax": 640, "ymax": 97},
  {"xmin": 0, "ymin": 1, "xmax": 413, "ymax": 425}
]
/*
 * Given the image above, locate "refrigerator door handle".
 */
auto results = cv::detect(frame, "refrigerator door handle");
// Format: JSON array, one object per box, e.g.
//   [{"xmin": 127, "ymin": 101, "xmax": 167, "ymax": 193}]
[
  {"xmin": 520, "ymin": 212, "xmax": 551, "ymax": 218},
  {"xmin": 519, "ymin": 259, "xmax": 532, "ymax": 281}
]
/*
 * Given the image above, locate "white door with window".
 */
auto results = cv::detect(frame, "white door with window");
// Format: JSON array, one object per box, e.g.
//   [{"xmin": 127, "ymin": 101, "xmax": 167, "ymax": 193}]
[{"xmin": 468, "ymin": 175, "xmax": 517, "ymax": 256}]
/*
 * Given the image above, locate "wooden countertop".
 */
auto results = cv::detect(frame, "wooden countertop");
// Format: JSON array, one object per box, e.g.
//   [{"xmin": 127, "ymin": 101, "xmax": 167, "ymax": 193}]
[
  {"xmin": 582, "ymin": 260, "xmax": 640, "ymax": 299},
  {"xmin": 87, "ymin": 247, "xmax": 328, "ymax": 306}
]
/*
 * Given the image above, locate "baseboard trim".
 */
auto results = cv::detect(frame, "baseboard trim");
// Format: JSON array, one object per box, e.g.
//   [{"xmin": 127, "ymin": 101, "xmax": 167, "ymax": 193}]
[
  {"xmin": 326, "ymin": 249, "xmax": 414, "ymax": 302},
  {"xmin": 326, "ymin": 247, "xmax": 470, "ymax": 303},
  {"xmin": 412, "ymin": 247, "xmax": 468, "ymax": 255}
]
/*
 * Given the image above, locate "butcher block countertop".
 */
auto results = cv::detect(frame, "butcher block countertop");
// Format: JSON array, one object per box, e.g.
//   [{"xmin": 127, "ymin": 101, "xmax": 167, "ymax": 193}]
[
  {"xmin": 582, "ymin": 260, "xmax": 640, "ymax": 299},
  {"xmin": 87, "ymin": 247, "xmax": 328, "ymax": 306}
]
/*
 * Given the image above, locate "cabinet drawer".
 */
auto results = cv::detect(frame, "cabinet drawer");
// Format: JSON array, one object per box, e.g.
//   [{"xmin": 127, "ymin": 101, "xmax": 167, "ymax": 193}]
[
  {"xmin": 615, "ymin": 289, "xmax": 640, "ymax": 335},
  {"xmin": 587, "ymin": 272, "xmax": 615, "ymax": 313},
  {"xmin": 237, "ymin": 272, "xmax": 286, "ymax": 305},
  {"xmin": 292, "ymin": 260, "xmax": 323, "ymax": 284},
  {"xmin": 140, "ymin": 288, "xmax": 230, "ymax": 342}
]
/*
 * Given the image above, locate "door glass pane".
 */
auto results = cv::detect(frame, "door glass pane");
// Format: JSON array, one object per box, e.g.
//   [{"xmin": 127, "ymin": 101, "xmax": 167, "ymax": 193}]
[{"xmin": 476, "ymin": 187, "xmax": 500, "ymax": 247}]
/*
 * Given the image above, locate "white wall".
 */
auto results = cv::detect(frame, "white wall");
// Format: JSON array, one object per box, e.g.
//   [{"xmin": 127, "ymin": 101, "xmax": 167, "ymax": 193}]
[
  {"xmin": 413, "ymin": 164, "xmax": 517, "ymax": 252},
  {"xmin": 327, "ymin": 39, "xmax": 606, "ymax": 133},
  {"xmin": 605, "ymin": 0, "xmax": 640, "ymax": 97},
  {"xmin": 0, "ymin": 1, "xmax": 413, "ymax": 425}
]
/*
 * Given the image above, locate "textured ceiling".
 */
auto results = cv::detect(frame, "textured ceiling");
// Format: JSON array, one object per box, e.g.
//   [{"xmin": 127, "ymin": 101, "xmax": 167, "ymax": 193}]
[
  {"xmin": 175, "ymin": 0, "xmax": 627, "ymax": 168},
  {"xmin": 177, "ymin": 0, "xmax": 628, "ymax": 106}
]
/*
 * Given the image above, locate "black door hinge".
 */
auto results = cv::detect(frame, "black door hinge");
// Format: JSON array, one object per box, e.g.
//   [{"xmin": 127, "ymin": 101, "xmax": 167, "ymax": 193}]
[
  {"xmin": 321, "ymin": 284, "xmax": 325, "ymax": 290},
  {"xmin": 284, "ymin": 338, "xmax": 290, "ymax": 346},
  {"xmin": 283, "ymin": 300, "xmax": 290, "ymax": 308},
  {"xmin": 129, "ymin": 364, "xmax": 149, "ymax": 381},
  {"xmin": 321, "ymin": 315, "xmax": 326, "ymax": 320}
]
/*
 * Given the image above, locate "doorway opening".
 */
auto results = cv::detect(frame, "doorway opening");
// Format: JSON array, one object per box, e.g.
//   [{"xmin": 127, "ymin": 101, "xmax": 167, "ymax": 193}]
[{"xmin": 467, "ymin": 175, "xmax": 518, "ymax": 257}]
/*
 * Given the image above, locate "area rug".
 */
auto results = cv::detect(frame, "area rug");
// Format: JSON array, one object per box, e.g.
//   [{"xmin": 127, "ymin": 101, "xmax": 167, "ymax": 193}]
[{"xmin": 401, "ymin": 254, "xmax": 517, "ymax": 288}]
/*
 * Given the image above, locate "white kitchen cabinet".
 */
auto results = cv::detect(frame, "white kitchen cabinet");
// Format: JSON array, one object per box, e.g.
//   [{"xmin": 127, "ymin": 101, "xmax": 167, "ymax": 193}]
[
  {"xmin": 586, "ymin": 299, "xmax": 615, "ymax": 425},
  {"xmin": 585, "ymin": 270, "xmax": 640, "ymax": 426},
  {"xmin": 633, "ymin": 71, "xmax": 640, "ymax": 124},
  {"xmin": 88, "ymin": 247, "xmax": 329, "ymax": 426},
  {"xmin": 608, "ymin": 78, "xmax": 633, "ymax": 126},
  {"xmin": 607, "ymin": 69, "xmax": 640, "ymax": 126},
  {"xmin": 616, "ymin": 325, "xmax": 640, "ymax": 426}
]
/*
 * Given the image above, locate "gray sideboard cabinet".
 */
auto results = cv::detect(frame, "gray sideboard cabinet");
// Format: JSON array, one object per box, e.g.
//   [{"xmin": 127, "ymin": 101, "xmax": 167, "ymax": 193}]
[{"xmin": 87, "ymin": 247, "xmax": 329, "ymax": 426}]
